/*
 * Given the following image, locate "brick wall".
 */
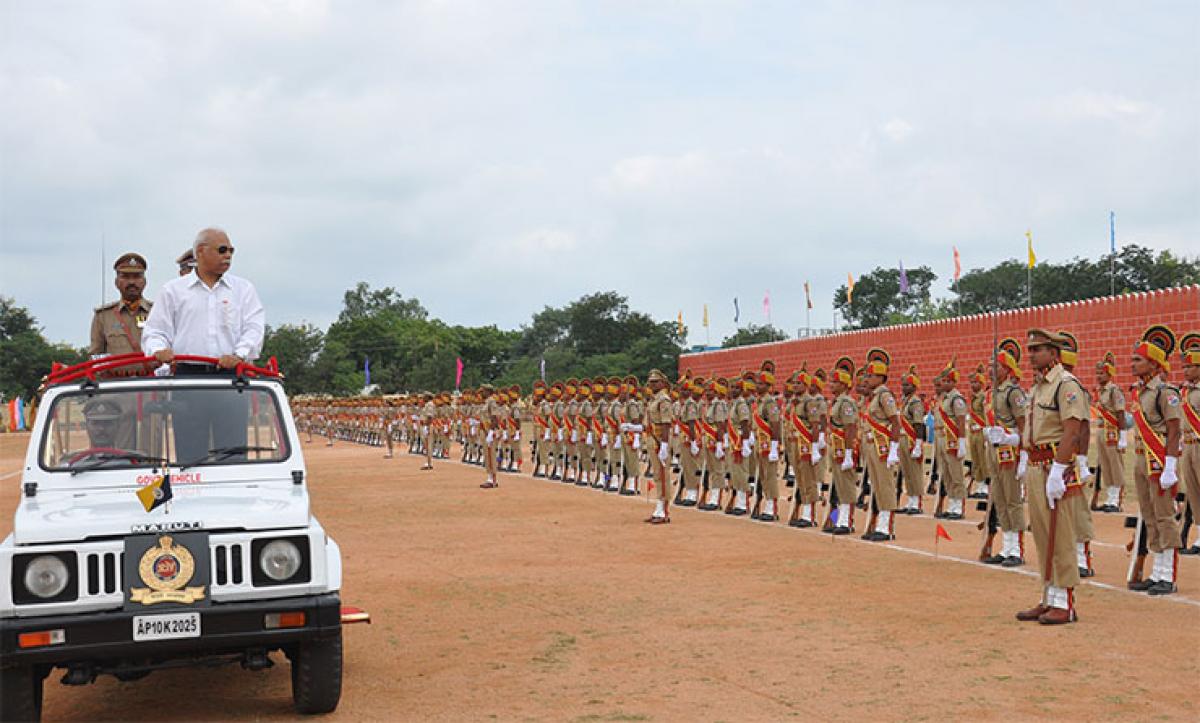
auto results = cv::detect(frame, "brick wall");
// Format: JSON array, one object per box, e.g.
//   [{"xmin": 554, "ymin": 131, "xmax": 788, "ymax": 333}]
[{"xmin": 679, "ymin": 285, "xmax": 1200, "ymax": 394}]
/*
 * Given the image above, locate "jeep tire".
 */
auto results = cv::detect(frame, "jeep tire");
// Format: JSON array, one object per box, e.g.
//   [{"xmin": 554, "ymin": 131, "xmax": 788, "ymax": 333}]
[
  {"xmin": 1, "ymin": 664, "xmax": 45, "ymax": 723},
  {"xmin": 290, "ymin": 631, "xmax": 342, "ymax": 715}
]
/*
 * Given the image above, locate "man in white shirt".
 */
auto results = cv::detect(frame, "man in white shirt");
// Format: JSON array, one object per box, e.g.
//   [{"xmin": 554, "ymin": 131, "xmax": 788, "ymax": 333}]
[{"xmin": 141, "ymin": 228, "xmax": 265, "ymax": 461}]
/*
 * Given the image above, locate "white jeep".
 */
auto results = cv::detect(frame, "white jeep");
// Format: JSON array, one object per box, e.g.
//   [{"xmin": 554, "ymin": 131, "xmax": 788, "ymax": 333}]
[{"xmin": 0, "ymin": 356, "xmax": 364, "ymax": 721}]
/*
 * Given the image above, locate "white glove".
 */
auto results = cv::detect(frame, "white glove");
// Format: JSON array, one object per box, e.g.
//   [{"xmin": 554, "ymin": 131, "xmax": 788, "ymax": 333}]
[
  {"xmin": 613, "ymin": 435, "xmax": 622, "ymax": 450},
  {"xmin": 817, "ymin": 432, "xmax": 827, "ymax": 450},
  {"xmin": 810, "ymin": 447, "xmax": 822, "ymax": 464},
  {"xmin": 956, "ymin": 440, "xmax": 967, "ymax": 459},
  {"xmin": 501, "ymin": 430, "xmax": 509, "ymax": 442},
  {"xmin": 690, "ymin": 441, "xmax": 700, "ymax": 456},
  {"xmin": 571, "ymin": 430, "xmax": 578, "ymax": 444},
  {"xmin": 1016, "ymin": 450, "xmax": 1029, "ymax": 481},
  {"xmin": 1001, "ymin": 431, "xmax": 1020, "ymax": 446},
  {"xmin": 1046, "ymin": 461, "xmax": 1067, "ymax": 509},
  {"xmin": 768, "ymin": 440, "xmax": 780, "ymax": 462},
  {"xmin": 985, "ymin": 426, "xmax": 1002, "ymax": 445},
  {"xmin": 486, "ymin": 430, "xmax": 494, "ymax": 444},
  {"xmin": 722, "ymin": 433, "xmax": 731, "ymax": 448},
  {"xmin": 1117, "ymin": 430, "xmax": 1128, "ymax": 450},
  {"xmin": 657, "ymin": 441, "xmax": 670, "ymax": 462},
  {"xmin": 715, "ymin": 443, "xmax": 725, "ymax": 459},
  {"xmin": 1075, "ymin": 454, "xmax": 1090, "ymax": 481},
  {"xmin": 619, "ymin": 423, "xmax": 630, "ymax": 432},
  {"xmin": 886, "ymin": 441, "xmax": 900, "ymax": 467},
  {"xmin": 543, "ymin": 430, "xmax": 551, "ymax": 441},
  {"xmin": 911, "ymin": 439, "xmax": 923, "ymax": 459},
  {"xmin": 748, "ymin": 432, "xmax": 756, "ymax": 446},
  {"xmin": 513, "ymin": 430, "xmax": 520, "ymax": 442},
  {"xmin": 585, "ymin": 432, "xmax": 594, "ymax": 446},
  {"xmin": 741, "ymin": 440, "xmax": 753, "ymax": 458},
  {"xmin": 840, "ymin": 451, "xmax": 854, "ymax": 471},
  {"xmin": 1161, "ymin": 456, "xmax": 1178, "ymax": 490},
  {"xmin": 633, "ymin": 433, "xmax": 641, "ymax": 450},
  {"xmin": 600, "ymin": 433, "xmax": 608, "ymax": 447}
]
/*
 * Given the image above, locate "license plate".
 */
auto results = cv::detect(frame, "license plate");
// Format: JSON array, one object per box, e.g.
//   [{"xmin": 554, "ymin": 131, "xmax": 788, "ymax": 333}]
[{"xmin": 132, "ymin": 612, "xmax": 201, "ymax": 642}]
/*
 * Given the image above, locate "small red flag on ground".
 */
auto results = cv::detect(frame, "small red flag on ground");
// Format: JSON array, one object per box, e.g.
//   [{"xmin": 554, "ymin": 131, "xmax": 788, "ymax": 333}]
[
  {"xmin": 935, "ymin": 523, "xmax": 952, "ymax": 542},
  {"xmin": 647, "ymin": 480, "xmax": 655, "ymax": 492}
]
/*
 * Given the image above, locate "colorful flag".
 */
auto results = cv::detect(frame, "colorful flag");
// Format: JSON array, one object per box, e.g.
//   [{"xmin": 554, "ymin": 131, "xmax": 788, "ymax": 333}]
[
  {"xmin": 763, "ymin": 290, "xmax": 771, "ymax": 319},
  {"xmin": 364, "ymin": 355, "xmax": 371, "ymax": 386},
  {"xmin": 1026, "ymin": 230, "xmax": 1036, "ymax": 268},
  {"xmin": 136, "ymin": 474, "xmax": 173, "ymax": 513},
  {"xmin": 677, "ymin": 311, "xmax": 685, "ymax": 336},
  {"xmin": 733, "ymin": 297, "xmax": 740, "ymax": 323},
  {"xmin": 935, "ymin": 523, "xmax": 952, "ymax": 542},
  {"xmin": 846, "ymin": 274, "xmax": 856, "ymax": 304},
  {"xmin": 702, "ymin": 304, "xmax": 709, "ymax": 328},
  {"xmin": 455, "ymin": 357, "xmax": 463, "ymax": 389},
  {"xmin": 804, "ymin": 281, "xmax": 813, "ymax": 310},
  {"xmin": 898, "ymin": 261, "xmax": 909, "ymax": 294},
  {"xmin": 953, "ymin": 246, "xmax": 961, "ymax": 281},
  {"xmin": 1109, "ymin": 212, "xmax": 1116, "ymax": 254}
]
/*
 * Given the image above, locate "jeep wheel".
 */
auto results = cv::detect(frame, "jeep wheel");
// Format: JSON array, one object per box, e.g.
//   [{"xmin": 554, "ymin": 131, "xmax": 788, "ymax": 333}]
[
  {"xmin": 291, "ymin": 631, "xmax": 342, "ymax": 715},
  {"xmin": 0, "ymin": 665, "xmax": 45, "ymax": 723}
]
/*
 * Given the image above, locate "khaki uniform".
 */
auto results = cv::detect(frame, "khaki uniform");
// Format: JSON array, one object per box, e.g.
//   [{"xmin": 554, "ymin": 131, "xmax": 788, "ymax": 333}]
[
  {"xmin": 753, "ymin": 394, "xmax": 782, "ymax": 500},
  {"xmin": 1132, "ymin": 376, "xmax": 1182, "ymax": 553},
  {"xmin": 935, "ymin": 390, "xmax": 969, "ymax": 500},
  {"xmin": 991, "ymin": 379, "xmax": 1028, "ymax": 534},
  {"xmin": 679, "ymin": 397, "xmax": 702, "ymax": 492},
  {"xmin": 537, "ymin": 399, "xmax": 555, "ymax": 471},
  {"xmin": 899, "ymin": 394, "xmax": 926, "ymax": 499},
  {"xmin": 621, "ymin": 397, "xmax": 645, "ymax": 481},
  {"xmin": 793, "ymin": 393, "xmax": 824, "ymax": 507},
  {"xmin": 968, "ymin": 391, "xmax": 994, "ymax": 486},
  {"xmin": 703, "ymin": 397, "xmax": 729, "ymax": 490},
  {"xmin": 1096, "ymin": 381, "xmax": 1127, "ymax": 498},
  {"xmin": 829, "ymin": 393, "xmax": 859, "ymax": 516},
  {"xmin": 1027, "ymin": 364, "xmax": 1087, "ymax": 591},
  {"xmin": 579, "ymin": 398, "xmax": 597, "ymax": 480},
  {"xmin": 89, "ymin": 299, "xmax": 152, "ymax": 358},
  {"xmin": 864, "ymin": 385, "xmax": 900, "ymax": 513},
  {"xmin": 727, "ymin": 397, "xmax": 752, "ymax": 494},
  {"xmin": 647, "ymin": 390, "xmax": 674, "ymax": 501},
  {"xmin": 1182, "ymin": 383, "xmax": 1200, "ymax": 546}
]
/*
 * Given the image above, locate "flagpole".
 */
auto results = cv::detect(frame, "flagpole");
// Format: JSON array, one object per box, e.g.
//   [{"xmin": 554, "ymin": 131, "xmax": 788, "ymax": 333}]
[
  {"xmin": 1109, "ymin": 211, "xmax": 1116, "ymax": 297},
  {"xmin": 1027, "ymin": 266, "xmax": 1031, "ymax": 308}
]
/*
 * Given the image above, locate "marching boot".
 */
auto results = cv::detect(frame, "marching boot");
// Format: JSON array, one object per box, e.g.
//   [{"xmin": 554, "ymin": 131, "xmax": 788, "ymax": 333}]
[
  {"xmin": 1147, "ymin": 550, "xmax": 1178, "ymax": 595},
  {"xmin": 730, "ymin": 490, "xmax": 749, "ymax": 516},
  {"xmin": 1077, "ymin": 542, "xmax": 1095, "ymax": 578},
  {"xmin": 1037, "ymin": 587, "xmax": 1077, "ymax": 624},
  {"xmin": 759, "ymin": 498, "xmax": 777, "ymax": 522},
  {"xmin": 645, "ymin": 500, "xmax": 670, "ymax": 525}
]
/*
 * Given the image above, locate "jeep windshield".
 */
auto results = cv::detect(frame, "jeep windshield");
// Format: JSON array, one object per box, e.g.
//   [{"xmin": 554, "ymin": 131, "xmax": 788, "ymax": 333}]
[{"xmin": 39, "ymin": 386, "xmax": 290, "ymax": 472}]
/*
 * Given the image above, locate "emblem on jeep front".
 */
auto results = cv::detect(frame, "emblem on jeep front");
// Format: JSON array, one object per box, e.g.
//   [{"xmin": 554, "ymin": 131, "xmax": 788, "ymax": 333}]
[{"xmin": 130, "ymin": 535, "xmax": 207, "ymax": 605}]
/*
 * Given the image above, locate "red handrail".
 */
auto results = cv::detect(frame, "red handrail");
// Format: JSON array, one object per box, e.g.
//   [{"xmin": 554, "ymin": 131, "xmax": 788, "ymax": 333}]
[{"xmin": 42, "ymin": 355, "xmax": 283, "ymax": 387}]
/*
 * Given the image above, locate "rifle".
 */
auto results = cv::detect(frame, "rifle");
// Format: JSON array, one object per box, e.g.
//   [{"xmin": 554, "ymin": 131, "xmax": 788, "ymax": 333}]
[
  {"xmin": 927, "ymin": 454, "xmax": 939, "ymax": 496},
  {"xmin": 1125, "ymin": 514, "xmax": 1147, "ymax": 587},
  {"xmin": 1089, "ymin": 459, "xmax": 1104, "ymax": 511},
  {"xmin": 976, "ymin": 499, "xmax": 998, "ymax": 560},
  {"xmin": 934, "ymin": 477, "xmax": 947, "ymax": 518}
]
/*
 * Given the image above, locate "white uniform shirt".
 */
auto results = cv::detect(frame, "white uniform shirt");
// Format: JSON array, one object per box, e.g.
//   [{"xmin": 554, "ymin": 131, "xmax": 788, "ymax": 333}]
[{"xmin": 141, "ymin": 270, "xmax": 265, "ymax": 361}]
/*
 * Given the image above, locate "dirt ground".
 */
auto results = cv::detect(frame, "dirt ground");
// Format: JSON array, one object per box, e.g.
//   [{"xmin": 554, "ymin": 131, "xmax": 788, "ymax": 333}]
[{"xmin": 2, "ymin": 432, "xmax": 1197, "ymax": 722}]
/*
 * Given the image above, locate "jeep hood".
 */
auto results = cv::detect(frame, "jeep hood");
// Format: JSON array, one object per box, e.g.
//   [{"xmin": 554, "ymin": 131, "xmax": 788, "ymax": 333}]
[{"xmin": 12, "ymin": 481, "xmax": 310, "ymax": 545}]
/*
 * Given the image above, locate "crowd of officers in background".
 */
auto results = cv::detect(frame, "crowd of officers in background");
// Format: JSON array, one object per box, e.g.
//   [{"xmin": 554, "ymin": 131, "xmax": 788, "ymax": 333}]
[{"xmin": 292, "ymin": 323, "xmax": 1199, "ymax": 625}]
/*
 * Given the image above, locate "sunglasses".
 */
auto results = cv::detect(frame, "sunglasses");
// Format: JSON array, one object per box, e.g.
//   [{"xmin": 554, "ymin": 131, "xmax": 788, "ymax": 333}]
[{"xmin": 215, "ymin": 245, "xmax": 235, "ymax": 255}]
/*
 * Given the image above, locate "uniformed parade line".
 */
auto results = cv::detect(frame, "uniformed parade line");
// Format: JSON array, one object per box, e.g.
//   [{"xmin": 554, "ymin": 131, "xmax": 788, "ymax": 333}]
[{"xmin": 433, "ymin": 454, "xmax": 1200, "ymax": 610}]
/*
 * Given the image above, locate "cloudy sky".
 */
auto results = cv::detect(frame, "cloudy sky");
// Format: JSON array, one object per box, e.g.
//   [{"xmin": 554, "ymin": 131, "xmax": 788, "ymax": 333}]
[{"xmin": 2, "ymin": 1, "xmax": 1197, "ymax": 348}]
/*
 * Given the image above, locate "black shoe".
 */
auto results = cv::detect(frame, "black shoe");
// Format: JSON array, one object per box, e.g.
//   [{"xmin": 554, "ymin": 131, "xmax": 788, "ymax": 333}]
[
  {"xmin": 1079, "ymin": 567, "xmax": 1095, "ymax": 578},
  {"xmin": 1100, "ymin": 504, "xmax": 1120, "ymax": 513},
  {"xmin": 1147, "ymin": 581, "xmax": 1177, "ymax": 596},
  {"xmin": 867, "ymin": 531, "xmax": 892, "ymax": 542},
  {"xmin": 933, "ymin": 511, "xmax": 947, "ymax": 519},
  {"xmin": 1127, "ymin": 579, "xmax": 1154, "ymax": 592},
  {"xmin": 906, "ymin": 508, "xmax": 923, "ymax": 515},
  {"xmin": 788, "ymin": 519, "xmax": 804, "ymax": 528},
  {"xmin": 1179, "ymin": 545, "xmax": 1200, "ymax": 556},
  {"xmin": 730, "ymin": 508, "xmax": 748, "ymax": 517},
  {"xmin": 679, "ymin": 499, "xmax": 698, "ymax": 507},
  {"xmin": 831, "ymin": 526, "xmax": 851, "ymax": 535},
  {"xmin": 575, "ymin": 480, "xmax": 589, "ymax": 487},
  {"xmin": 760, "ymin": 513, "xmax": 777, "ymax": 523},
  {"xmin": 750, "ymin": 510, "xmax": 761, "ymax": 519},
  {"xmin": 619, "ymin": 489, "xmax": 637, "ymax": 496},
  {"xmin": 797, "ymin": 519, "xmax": 814, "ymax": 528},
  {"xmin": 943, "ymin": 512, "xmax": 963, "ymax": 521},
  {"xmin": 1001, "ymin": 556, "xmax": 1025, "ymax": 567},
  {"xmin": 550, "ymin": 473, "xmax": 561, "ymax": 480},
  {"xmin": 532, "ymin": 472, "xmax": 545, "ymax": 479}
]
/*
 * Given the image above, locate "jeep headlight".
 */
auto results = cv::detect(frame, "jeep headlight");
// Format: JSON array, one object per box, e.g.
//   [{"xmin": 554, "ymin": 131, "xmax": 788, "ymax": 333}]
[
  {"xmin": 259, "ymin": 540, "xmax": 301, "ymax": 582},
  {"xmin": 24, "ymin": 555, "xmax": 70, "ymax": 599}
]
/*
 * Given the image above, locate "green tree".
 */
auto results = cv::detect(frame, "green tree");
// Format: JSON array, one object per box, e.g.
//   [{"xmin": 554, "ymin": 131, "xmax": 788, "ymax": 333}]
[
  {"xmin": 722, "ymin": 324, "xmax": 788, "ymax": 348},
  {"xmin": 832, "ymin": 265, "xmax": 938, "ymax": 329},
  {"xmin": 261, "ymin": 323, "xmax": 325, "ymax": 394},
  {"xmin": 0, "ymin": 297, "xmax": 87, "ymax": 399},
  {"xmin": 337, "ymin": 282, "xmax": 428, "ymax": 324}
]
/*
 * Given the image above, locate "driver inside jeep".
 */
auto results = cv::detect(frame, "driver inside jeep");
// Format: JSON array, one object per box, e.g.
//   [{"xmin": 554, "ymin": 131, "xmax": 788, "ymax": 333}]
[{"xmin": 60, "ymin": 399, "xmax": 127, "ymax": 466}]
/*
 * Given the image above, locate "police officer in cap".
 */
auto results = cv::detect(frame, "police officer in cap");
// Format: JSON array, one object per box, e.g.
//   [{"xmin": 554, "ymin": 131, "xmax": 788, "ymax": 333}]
[{"xmin": 89, "ymin": 252, "xmax": 153, "ymax": 362}]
